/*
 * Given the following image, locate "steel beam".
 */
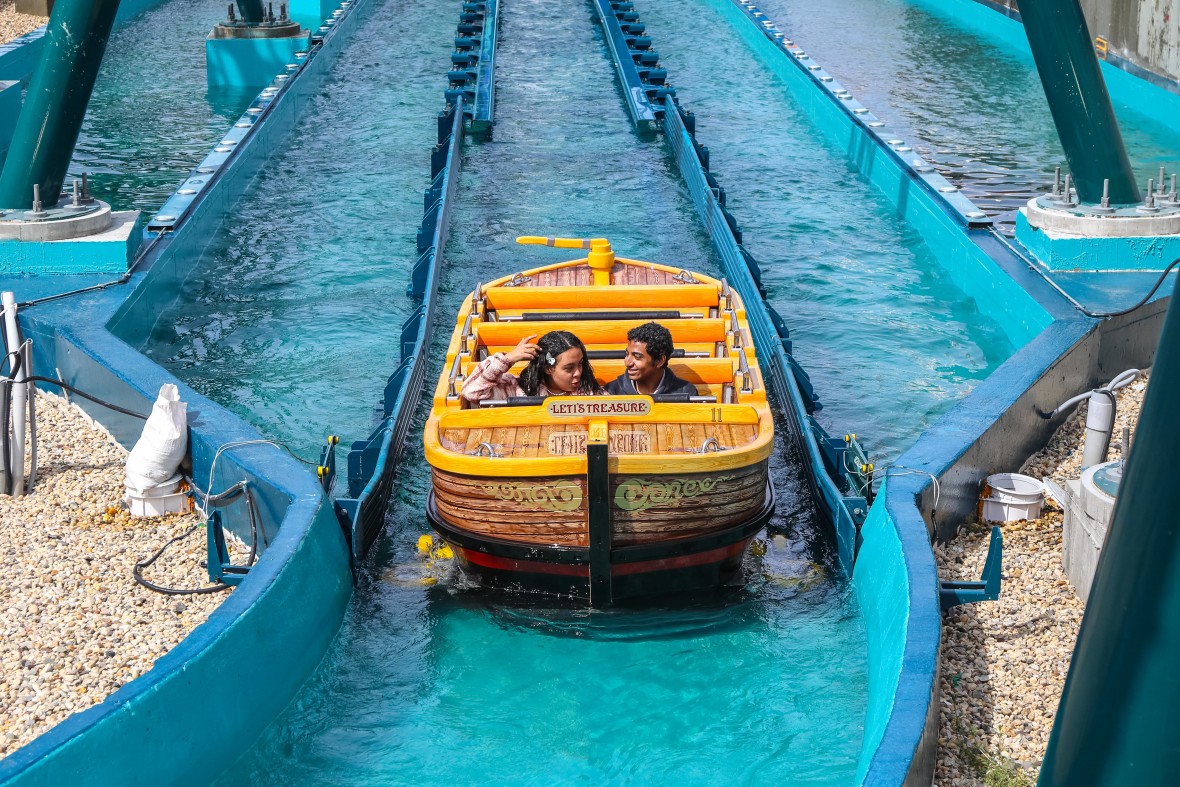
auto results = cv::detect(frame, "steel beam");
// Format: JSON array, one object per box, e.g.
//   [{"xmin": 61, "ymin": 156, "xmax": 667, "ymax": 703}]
[
  {"xmin": 1018, "ymin": 0, "xmax": 1140, "ymax": 205},
  {"xmin": 0, "ymin": 0, "xmax": 121, "ymax": 210}
]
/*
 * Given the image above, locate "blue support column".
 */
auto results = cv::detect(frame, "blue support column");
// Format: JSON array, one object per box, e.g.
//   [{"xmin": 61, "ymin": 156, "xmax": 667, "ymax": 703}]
[
  {"xmin": 1018, "ymin": 0, "xmax": 1140, "ymax": 205},
  {"xmin": 0, "ymin": 80, "xmax": 20, "ymax": 167},
  {"xmin": 0, "ymin": 0, "xmax": 121, "ymax": 210}
]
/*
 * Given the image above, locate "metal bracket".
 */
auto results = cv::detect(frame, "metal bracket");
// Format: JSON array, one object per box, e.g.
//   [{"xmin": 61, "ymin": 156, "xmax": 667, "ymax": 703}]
[
  {"xmin": 939, "ymin": 526, "xmax": 1003, "ymax": 610},
  {"xmin": 206, "ymin": 511, "xmax": 251, "ymax": 587}
]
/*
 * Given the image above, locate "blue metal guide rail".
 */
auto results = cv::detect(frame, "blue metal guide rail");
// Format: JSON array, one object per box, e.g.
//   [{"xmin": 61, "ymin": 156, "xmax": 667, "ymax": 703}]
[
  {"xmin": 591, "ymin": 0, "xmax": 670, "ymax": 126},
  {"xmin": 334, "ymin": 3, "xmax": 475, "ymax": 564},
  {"xmin": 446, "ymin": 0, "xmax": 499, "ymax": 130}
]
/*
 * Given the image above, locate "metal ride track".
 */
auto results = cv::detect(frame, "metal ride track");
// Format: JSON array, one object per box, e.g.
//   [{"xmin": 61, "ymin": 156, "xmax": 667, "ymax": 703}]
[{"xmin": 335, "ymin": 0, "xmax": 871, "ymax": 574}]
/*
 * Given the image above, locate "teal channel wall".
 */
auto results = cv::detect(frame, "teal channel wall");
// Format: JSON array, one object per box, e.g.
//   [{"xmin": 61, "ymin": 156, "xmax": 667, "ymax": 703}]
[
  {"xmin": 0, "ymin": 0, "xmax": 377, "ymax": 783},
  {"xmin": 706, "ymin": 0, "xmax": 1102, "ymax": 783}
]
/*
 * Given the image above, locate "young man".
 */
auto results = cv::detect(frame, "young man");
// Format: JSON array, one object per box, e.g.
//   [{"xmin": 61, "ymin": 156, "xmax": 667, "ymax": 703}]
[{"xmin": 605, "ymin": 322, "xmax": 699, "ymax": 396}]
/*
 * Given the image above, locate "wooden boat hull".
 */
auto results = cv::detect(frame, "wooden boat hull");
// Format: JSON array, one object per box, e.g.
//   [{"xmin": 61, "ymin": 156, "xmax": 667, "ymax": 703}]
[
  {"xmin": 427, "ymin": 483, "xmax": 774, "ymax": 601},
  {"xmin": 423, "ymin": 240, "xmax": 777, "ymax": 604}
]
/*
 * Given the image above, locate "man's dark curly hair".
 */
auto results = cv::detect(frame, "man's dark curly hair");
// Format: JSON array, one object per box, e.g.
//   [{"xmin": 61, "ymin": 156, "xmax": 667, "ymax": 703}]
[{"xmin": 627, "ymin": 322, "xmax": 674, "ymax": 364}]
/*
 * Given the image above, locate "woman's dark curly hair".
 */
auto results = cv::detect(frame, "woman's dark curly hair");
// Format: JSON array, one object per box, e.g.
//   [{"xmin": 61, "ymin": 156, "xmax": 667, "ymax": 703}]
[{"xmin": 518, "ymin": 330, "xmax": 600, "ymax": 396}]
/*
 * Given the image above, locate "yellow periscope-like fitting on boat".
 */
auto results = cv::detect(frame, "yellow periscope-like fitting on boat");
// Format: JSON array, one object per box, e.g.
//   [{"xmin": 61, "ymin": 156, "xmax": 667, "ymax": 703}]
[{"xmin": 516, "ymin": 235, "xmax": 616, "ymax": 285}]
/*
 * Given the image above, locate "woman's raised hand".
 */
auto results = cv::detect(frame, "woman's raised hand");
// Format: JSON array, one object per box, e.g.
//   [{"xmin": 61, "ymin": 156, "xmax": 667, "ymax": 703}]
[{"xmin": 506, "ymin": 334, "xmax": 540, "ymax": 365}]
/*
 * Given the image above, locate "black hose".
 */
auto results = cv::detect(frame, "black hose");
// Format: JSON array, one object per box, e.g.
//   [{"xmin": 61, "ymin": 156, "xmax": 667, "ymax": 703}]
[
  {"xmin": 133, "ymin": 482, "xmax": 262, "ymax": 595},
  {"xmin": 132, "ymin": 520, "xmax": 231, "ymax": 595},
  {"xmin": 26, "ymin": 366, "xmax": 36, "ymax": 493},
  {"xmin": 0, "ymin": 379, "xmax": 10, "ymax": 495},
  {"xmin": 1078, "ymin": 257, "xmax": 1180, "ymax": 319},
  {"xmin": 25, "ymin": 375, "xmax": 148, "ymax": 419}
]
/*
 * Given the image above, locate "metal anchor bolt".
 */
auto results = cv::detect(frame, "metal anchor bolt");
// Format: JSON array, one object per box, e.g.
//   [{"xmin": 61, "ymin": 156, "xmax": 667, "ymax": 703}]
[
  {"xmin": 29, "ymin": 184, "xmax": 45, "ymax": 217},
  {"xmin": 1092, "ymin": 178, "xmax": 1114, "ymax": 214},
  {"xmin": 1138, "ymin": 179, "xmax": 1159, "ymax": 213},
  {"xmin": 1051, "ymin": 166, "xmax": 1061, "ymax": 198},
  {"xmin": 1062, "ymin": 174, "xmax": 1076, "ymax": 207},
  {"xmin": 1159, "ymin": 167, "xmax": 1167, "ymax": 194},
  {"xmin": 227, "ymin": 3, "xmax": 235, "ymax": 22}
]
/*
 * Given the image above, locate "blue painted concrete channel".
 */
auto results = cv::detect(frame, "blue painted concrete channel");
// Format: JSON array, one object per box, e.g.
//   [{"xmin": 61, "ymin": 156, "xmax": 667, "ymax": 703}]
[{"xmin": 1, "ymin": 0, "xmax": 1177, "ymax": 783}]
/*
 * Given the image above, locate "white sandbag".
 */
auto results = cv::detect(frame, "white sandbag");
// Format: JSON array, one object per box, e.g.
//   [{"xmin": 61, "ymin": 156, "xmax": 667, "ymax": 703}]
[{"xmin": 125, "ymin": 384, "xmax": 188, "ymax": 492}]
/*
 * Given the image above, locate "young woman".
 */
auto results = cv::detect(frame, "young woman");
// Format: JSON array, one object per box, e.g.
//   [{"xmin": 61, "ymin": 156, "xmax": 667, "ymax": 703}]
[{"xmin": 461, "ymin": 330, "xmax": 603, "ymax": 404}]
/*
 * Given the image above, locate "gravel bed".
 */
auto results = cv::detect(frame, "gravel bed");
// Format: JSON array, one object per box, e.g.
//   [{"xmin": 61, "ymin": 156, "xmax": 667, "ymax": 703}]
[
  {"xmin": 934, "ymin": 371, "xmax": 1149, "ymax": 786},
  {"xmin": 0, "ymin": 0, "xmax": 45, "ymax": 45},
  {"xmin": 0, "ymin": 391, "xmax": 237, "ymax": 759}
]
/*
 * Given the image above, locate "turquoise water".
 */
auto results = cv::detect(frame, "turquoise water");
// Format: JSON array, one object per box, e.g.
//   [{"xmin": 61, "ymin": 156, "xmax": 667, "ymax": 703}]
[
  {"xmin": 68, "ymin": 0, "xmax": 253, "ymax": 213},
  {"xmin": 755, "ymin": 0, "xmax": 1180, "ymax": 231},
  {"xmin": 142, "ymin": 0, "xmax": 446, "ymax": 457},
  {"xmin": 211, "ymin": 0, "xmax": 869, "ymax": 781},
  {"xmin": 128, "ymin": 0, "xmax": 1080, "ymax": 781}
]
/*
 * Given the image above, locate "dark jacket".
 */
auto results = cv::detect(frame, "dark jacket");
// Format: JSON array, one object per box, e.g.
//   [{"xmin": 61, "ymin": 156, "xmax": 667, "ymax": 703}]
[{"xmin": 605, "ymin": 367, "xmax": 698, "ymax": 396}]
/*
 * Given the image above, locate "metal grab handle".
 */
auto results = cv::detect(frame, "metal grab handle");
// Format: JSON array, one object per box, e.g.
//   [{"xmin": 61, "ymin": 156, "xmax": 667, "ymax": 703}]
[
  {"xmin": 697, "ymin": 437, "xmax": 725, "ymax": 453},
  {"xmin": 471, "ymin": 442, "xmax": 500, "ymax": 457}
]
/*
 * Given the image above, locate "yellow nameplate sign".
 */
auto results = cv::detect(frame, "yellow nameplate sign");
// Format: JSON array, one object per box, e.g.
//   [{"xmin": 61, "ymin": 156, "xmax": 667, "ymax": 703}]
[
  {"xmin": 548, "ymin": 431, "xmax": 653, "ymax": 455},
  {"xmin": 546, "ymin": 397, "xmax": 651, "ymax": 417}
]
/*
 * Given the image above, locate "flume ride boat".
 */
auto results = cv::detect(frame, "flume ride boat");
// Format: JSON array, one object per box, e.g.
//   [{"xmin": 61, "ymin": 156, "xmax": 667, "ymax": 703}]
[{"xmin": 423, "ymin": 236, "xmax": 775, "ymax": 603}]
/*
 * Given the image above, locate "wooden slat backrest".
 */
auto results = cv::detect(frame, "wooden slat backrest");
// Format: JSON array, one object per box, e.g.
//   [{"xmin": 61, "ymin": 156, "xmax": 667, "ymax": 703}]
[
  {"xmin": 473, "ymin": 318, "xmax": 727, "ymax": 348},
  {"xmin": 484, "ymin": 284, "xmax": 719, "ymax": 311},
  {"xmin": 459, "ymin": 357, "xmax": 736, "ymax": 386}
]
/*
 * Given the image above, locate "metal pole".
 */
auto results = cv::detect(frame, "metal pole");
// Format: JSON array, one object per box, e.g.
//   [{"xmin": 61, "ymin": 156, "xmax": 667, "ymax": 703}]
[
  {"xmin": 1, "ymin": 293, "xmax": 25, "ymax": 496},
  {"xmin": 0, "ymin": 0, "xmax": 122, "ymax": 210},
  {"xmin": 236, "ymin": 0, "xmax": 266, "ymax": 25},
  {"xmin": 1039, "ymin": 294, "xmax": 1180, "ymax": 784},
  {"xmin": 1017, "ymin": 0, "xmax": 1140, "ymax": 205}
]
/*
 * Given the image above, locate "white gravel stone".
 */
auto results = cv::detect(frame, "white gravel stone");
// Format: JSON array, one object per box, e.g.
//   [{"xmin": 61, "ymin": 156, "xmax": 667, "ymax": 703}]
[
  {"xmin": 0, "ymin": 0, "xmax": 44, "ymax": 45},
  {"xmin": 934, "ymin": 370, "xmax": 1149, "ymax": 786},
  {"xmin": 0, "ymin": 391, "xmax": 239, "ymax": 759}
]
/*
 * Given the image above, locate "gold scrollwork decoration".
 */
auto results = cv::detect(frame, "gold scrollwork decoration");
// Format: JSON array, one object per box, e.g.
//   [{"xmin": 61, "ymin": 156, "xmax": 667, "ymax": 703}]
[
  {"xmin": 485, "ymin": 479, "xmax": 584, "ymax": 512},
  {"xmin": 614, "ymin": 475, "xmax": 735, "ymax": 512}
]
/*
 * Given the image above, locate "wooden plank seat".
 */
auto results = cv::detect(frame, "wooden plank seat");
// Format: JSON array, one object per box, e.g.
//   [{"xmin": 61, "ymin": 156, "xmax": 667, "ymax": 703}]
[
  {"xmin": 483, "ymin": 283, "xmax": 720, "ymax": 311},
  {"xmin": 511, "ymin": 262, "xmax": 709, "ymax": 289},
  {"xmin": 472, "ymin": 318, "xmax": 729, "ymax": 348},
  {"xmin": 477, "ymin": 342, "xmax": 724, "ymax": 359},
  {"xmin": 437, "ymin": 421, "xmax": 761, "ymax": 458},
  {"xmin": 458, "ymin": 357, "xmax": 737, "ymax": 386}
]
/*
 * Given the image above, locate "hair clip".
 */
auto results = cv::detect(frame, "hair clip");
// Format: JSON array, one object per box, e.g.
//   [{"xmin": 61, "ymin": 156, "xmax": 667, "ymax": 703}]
[{"xmin": 544, "ymin": 352, "xmax": 556, "ymax": 366}]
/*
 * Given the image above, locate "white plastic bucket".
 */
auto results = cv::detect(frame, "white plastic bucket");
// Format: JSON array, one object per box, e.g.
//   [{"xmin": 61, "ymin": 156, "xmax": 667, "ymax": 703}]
[
  {"xmin": 982, "ymin": 473, "xmax": 1045, "ymax": 522},
  {"xmin": 124, "ymin": 473, "xmax": 191, "ymax": 517}
]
